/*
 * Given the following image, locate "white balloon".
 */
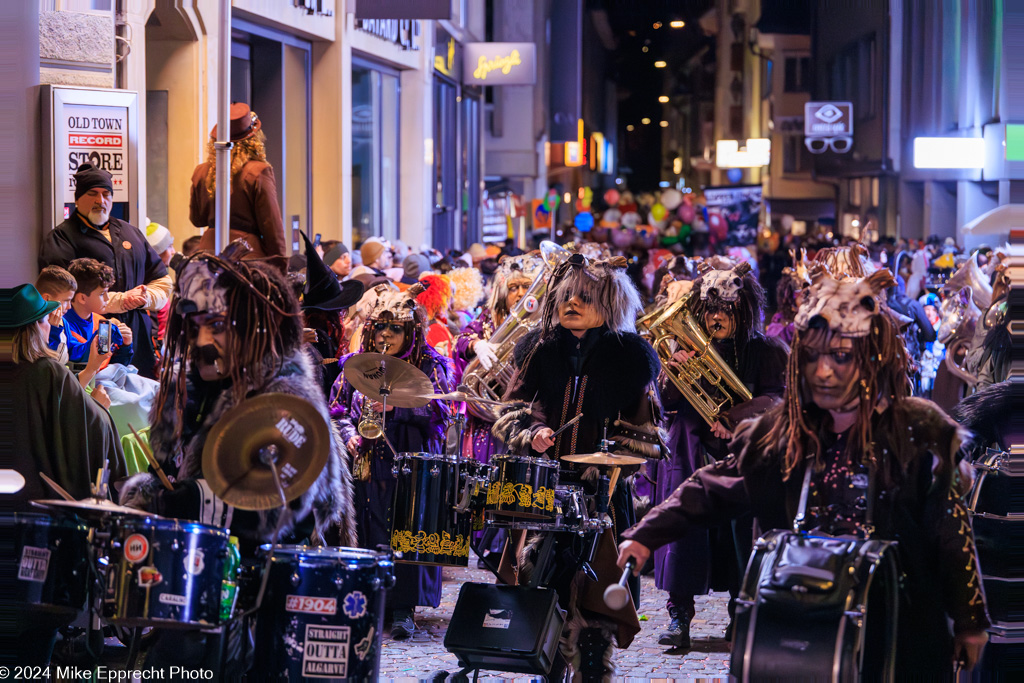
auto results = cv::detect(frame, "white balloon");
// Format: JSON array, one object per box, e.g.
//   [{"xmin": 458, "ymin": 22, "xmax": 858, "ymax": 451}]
[
  {"xmin": 621, "ymin": 211, "xmax": 642, "ymax": 228},
  {"xmin": 660, "ymin": 189, "xmax": 684, "ymax": 210},
  {"xmin": 780, "ymin": 214, "xmax": 795, "ymax": 231}
]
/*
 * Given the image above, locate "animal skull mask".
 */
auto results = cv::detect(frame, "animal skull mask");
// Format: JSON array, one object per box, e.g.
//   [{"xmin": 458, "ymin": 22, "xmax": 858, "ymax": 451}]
[{"xmin": 794, "ymin": 269, "xmax": 896, "ymax": 337}]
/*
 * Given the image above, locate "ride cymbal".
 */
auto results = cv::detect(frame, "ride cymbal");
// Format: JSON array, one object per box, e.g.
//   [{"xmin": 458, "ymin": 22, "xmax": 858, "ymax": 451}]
[
  {"xmin": 203, "ymin": 393, "xmax": 329, "ymax": 511},
  {"xmin": 561, "ymin": 453, "xmax": 647, "ymax": 466},
  {"xmin": 343, "ymin": 353, "xmax": 431, "ymax": 408},
  {"xmin": 418, "ymin": 391, "xmax": 506, "ymax": 407}
]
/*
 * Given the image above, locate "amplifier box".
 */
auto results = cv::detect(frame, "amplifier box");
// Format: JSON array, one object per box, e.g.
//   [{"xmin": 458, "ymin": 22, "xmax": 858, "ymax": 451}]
[{"xmin": 444, "ymin": 583, "xmax": 565, "ymax": 675}]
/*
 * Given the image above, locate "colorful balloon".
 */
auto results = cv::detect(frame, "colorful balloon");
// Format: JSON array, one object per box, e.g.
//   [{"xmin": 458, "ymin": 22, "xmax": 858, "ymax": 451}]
[
  {"xmin": 660, "ymin": 189, "xmax": 683, "ymax": 210},
  {"xmin": 574, "ymin": 212, "xmax": 595, "ymax": 232},
  {"xmin": 603, "ymin": 188, "xmax": 620, "ymax": 206},
  {"xmin": 678, "ymin": 204, "xmax": 695, "ymax": 224},
  {"xmin": 651, "ymin": 203, "xmax": 667, "ymax": 222}
]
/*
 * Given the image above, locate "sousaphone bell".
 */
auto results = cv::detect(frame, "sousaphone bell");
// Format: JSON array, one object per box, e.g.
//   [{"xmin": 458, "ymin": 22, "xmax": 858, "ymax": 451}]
[{"xmin": 203, "ymin": 393, "xmax": 329, "ymax": 511}]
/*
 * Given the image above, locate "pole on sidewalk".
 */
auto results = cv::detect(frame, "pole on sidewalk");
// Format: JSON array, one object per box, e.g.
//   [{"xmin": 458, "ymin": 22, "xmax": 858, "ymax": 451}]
[{"xmin": 214, "ymin": 0, "xmax": 232, "ymax": 253}]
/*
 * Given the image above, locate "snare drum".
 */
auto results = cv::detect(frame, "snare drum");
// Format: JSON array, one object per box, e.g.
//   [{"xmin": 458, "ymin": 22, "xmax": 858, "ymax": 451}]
[
  {"xmin": 3, "ymin": 513, "xmax": 90, "ymax": 619},
  {"xmin": 485, "ymin": 485, "xmax": 593, "ymax": 532},
  {"xmin": 104, "ymin": 517, "xmax": 229, "ymax": 628},
  {"xmin": 732, "ymin": 529, "xmax": 900, "ymax": 681},
  {"xmin": 390, "ymin": 453, "xmax": 471, "ymax": 567},
  {"xmin": 486, "ymin": 454, "xmax": 559, "ymax": 519},
  {"xmin": 253, "ymin": 545, "xmax": 394, "ymax": 681}
]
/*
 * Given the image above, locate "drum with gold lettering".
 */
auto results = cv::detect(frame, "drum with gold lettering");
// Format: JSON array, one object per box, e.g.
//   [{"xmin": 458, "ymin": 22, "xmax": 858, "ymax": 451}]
[
  {"xmin": 486, "ymin": 454, "xmax": 560, "ymax": 519},
  {"xmin": 390, "ymin": 453, "xmax": 472, "ymax": 567}
]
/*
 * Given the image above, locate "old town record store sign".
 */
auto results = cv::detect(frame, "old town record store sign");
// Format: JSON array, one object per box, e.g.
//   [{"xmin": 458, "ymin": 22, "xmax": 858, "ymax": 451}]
[
  {"xmin": 42, "ymin": 85, "xmax": 140, "ymax": 227},
  {"xmin": 463, "ymin": 43, "xmax": 537, "ymax": 86}
]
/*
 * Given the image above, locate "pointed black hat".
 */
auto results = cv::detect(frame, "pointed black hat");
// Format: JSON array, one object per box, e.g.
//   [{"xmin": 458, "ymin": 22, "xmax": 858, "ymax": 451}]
[{"xmin": 300, "ymin": 232, "xmax": 365, "ymax": 311}]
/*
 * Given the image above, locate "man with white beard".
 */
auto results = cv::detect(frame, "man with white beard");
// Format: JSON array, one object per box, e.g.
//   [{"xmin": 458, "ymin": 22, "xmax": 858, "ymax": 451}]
[{"xmin": 39, "ymin": 164, "xmax": 172, "ymax": 378}]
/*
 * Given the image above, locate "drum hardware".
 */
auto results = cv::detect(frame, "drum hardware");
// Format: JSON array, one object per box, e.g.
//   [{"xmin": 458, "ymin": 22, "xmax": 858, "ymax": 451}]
[
  {"xmin": 32, "ymin": 497, "xmax": 160, "ymax": 519},
  {"xmin": 202, "ymin": 393, "xmax": 328, "ymax": 511}
]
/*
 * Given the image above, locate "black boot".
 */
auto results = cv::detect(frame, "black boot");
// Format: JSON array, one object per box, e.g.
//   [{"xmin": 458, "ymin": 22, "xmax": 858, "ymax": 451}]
[
  {"xmin": 657, "ymin": 605, "xmax": 692, "ymax": 649},
  {"xmin": 577, "ymin": 627, "xmax": 612, "ymax": 682}
]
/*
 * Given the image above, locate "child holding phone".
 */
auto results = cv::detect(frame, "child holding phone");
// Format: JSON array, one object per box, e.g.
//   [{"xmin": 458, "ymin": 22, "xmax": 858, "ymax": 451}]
[{"xmin": 65, "ymin": 258, "xmax": 133, "ymax": 368}]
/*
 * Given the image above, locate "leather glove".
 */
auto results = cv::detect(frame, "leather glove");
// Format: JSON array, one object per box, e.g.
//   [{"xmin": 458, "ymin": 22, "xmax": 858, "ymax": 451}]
[{"xmin": 473, "ymin": 340, "xmax": 499, "ymax": 370}]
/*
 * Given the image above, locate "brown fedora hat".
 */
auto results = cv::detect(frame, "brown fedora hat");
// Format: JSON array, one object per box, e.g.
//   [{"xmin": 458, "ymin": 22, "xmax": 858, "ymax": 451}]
[{"xmin": 210, "ymin": 103, "xmax": 262, "ymax": 142}]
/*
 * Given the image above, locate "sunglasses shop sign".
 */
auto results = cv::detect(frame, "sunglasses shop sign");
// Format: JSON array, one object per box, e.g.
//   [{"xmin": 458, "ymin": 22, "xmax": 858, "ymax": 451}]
[{"xmin": 804, "ymin": 102, "xmax": 853, "ymax": 155}]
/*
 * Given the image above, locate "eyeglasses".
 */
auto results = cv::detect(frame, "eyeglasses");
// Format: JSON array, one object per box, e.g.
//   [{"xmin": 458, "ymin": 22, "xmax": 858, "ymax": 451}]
[
  {"xmin": 804, "ymin": 136, "xmax": 853, "ymax": 154},
  {"xmin": 372, "ymin": 322, "xmax": 405, "ymax": 334}
]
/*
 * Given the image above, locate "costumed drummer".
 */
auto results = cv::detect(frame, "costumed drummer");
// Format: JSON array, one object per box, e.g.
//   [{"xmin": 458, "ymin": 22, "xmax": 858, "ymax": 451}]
[
  {"xmin": 329, "ymin": 282, "xmax": 454, "ymax": 640},
  {"xmin": 494, "ymin": 253, "xmax": 663, "ymax": 681},
  {"xmin": 119, "ymin": 242, "xmax": 356, "ymax": 673},
  {"xmin": 617, "ymin": 268, "xmax": 990, "ymax": 677},
  {"xmin": 650, "ymin": 261, "xmax": 788, "ymax": 649}
]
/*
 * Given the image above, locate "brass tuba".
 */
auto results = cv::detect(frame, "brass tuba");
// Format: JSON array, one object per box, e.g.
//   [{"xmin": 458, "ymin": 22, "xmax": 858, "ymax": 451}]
[
  {"xmin": 460, "ymin": 241, "xmax": 571, "ymax": 422},
  {"xmin": 637, "ymin": 292, "xmax": 752, "ymax": 427}
]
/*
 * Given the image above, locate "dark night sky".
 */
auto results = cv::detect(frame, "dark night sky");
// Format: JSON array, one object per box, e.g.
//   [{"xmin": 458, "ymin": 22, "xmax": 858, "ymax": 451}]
[{"xmin": 600, "ymin": 0, "xmax": 716, "ymax": 190}]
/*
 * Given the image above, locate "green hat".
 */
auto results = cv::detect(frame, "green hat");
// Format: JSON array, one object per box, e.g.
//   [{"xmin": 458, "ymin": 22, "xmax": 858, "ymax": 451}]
[{"xmin": 0, "ymin": 284, "xmax": 60, "ymax": 328}]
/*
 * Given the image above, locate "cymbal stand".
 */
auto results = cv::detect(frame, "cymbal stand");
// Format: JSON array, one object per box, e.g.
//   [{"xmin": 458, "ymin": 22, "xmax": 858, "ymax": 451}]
[{"xmin": 375, "ymin": 387, "xmax": 401, "ymax": 459}]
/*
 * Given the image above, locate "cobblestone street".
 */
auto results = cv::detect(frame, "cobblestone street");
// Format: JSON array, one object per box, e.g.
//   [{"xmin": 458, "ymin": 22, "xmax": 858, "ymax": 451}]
[{"xmin": 378, "ymin": 557, "xmax": 732, "ymax": 681}]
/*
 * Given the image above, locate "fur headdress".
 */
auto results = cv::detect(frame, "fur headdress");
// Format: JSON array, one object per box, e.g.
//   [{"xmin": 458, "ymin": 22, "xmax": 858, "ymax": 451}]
[
  {"xmin": 812, "ymin": 244, "xmax": 877, "ymax": 280},
  {"xmin": 415, "ymin": 274, "xmax": 452, "ymax": 320},
  {"xmin": 540, "ymin": 253, "xmax": 642, "ymax": 336},
  {"xmin": 688, "ymin": 260, "xmax": 766, "ymax": 337},
  {"xmin": 448, "ymin": 267, "xmax": 484, "ymax": 312},
  {"xmin": 367, "ymin": 282, "xmax": 426, "ymax": 323},
  {"xmin": 698, "ymin": 262, "xmax": 752, "ymax": 302},
  {"xmin": 794, "ymin": 269, "xmax": 896, "ymax": 337},
  {"xmin": 489, "ymin": 253, "xmax": 544, "ymax": 316}
]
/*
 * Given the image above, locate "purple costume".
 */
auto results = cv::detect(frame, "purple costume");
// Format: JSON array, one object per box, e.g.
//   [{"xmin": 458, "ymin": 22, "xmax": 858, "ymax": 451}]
[
  {"xmin": 330, "ymin": 345, "xmax": 454, "ymax": 609},
  {"xmin": 452, "ymin": 308, "xmax": 506, "ymax": 463}
]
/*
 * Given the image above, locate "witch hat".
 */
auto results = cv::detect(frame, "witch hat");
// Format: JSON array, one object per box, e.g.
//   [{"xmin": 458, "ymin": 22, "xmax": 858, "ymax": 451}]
[{"xmin": 300, "ymin": 232, "xmax": 365, "ymax": 311}]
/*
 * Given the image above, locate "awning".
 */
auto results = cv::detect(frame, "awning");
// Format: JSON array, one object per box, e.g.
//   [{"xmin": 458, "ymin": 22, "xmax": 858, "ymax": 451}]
[
  {"xmin": 961, "ymin": 203, "xmax": 1023, "ymax": 235},
  {"xmin": 767, "ymin": 197, "xmax": 836, "ymax": 221}
]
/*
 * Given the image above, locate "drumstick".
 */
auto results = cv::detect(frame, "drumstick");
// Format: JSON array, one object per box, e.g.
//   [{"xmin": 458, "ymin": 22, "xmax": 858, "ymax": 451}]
[
  {"xmin": 40, "ymin": 472, "xmax": 75, "ymax": 501},
  {"xmin": 127, "ymin": 422, "xmax": 174, "ymax": 491},
  {"xmin": 549, "ymin": 413, "xmax": 584, "ymax": 440},
  {"xmin": 604, "ymin": 560, "xmax": 635, "ymax": 610}
]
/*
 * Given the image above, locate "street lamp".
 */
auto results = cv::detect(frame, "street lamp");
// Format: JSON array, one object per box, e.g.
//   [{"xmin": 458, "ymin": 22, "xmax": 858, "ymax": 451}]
[
  {"xmin": 641, "ymin": 117, "xmax": 651, "ymax": 125},
  {"xmin": 654, "ymin": 60, "xmax": 667, "ymax": 68},
  {"xmin": 670, "ymin": 20, "xmax": 685, "ymax": 28},
  {"xmin": 658, "ymin": 95, "xmax": 669, "ymax": 103}
]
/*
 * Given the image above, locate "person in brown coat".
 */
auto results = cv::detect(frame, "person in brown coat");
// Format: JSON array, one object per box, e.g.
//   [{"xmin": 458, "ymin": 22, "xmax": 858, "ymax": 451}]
[{"xmin": 190, "ymin": 103, "xmax": 287, "ymax": 272}]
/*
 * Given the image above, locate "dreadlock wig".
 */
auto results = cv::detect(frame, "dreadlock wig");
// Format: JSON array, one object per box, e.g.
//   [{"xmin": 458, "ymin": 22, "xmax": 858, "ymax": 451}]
[
  {"xmin": 358, "ymin": 282, "xmax": 430, "ymax": 363},
  {"xmin": 448, "ymin": 267, "xmax": 484, "ymax": 312},
  {"xmin": 761, "ymin": 268, "xmax": 915, "ymax": 486},
  {"xmin": 688, "ymin": 261, "xmax": 767, "ymax": 343},
  {"xmin": 489, "ymin": 253, "xmax": 544, "ymax": 321},
  {"xmin": 155, "ymin": 247, "xmax": 304, "ymax": 441},
  {"xmin": 538, "ymin": 253, "xmax": 643, "ymax": 337}
]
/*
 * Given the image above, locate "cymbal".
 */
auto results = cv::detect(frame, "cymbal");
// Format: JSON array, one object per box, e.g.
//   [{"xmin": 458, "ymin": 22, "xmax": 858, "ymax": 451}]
[
  {"xmin": 418, "ymin": 391, "xmax": 506, "ymax": 407},
  {"xmin": 343, "ymin": 353, "xmax": 431, "ymax": 408},
  {"xmin": 32, "ymin": 497, "xmax": 158, "ymax": 519},
  {"xmin": 203, "ymin": 393, "xmax": 329, "ymax": 511},
  {"xmin": 561, "ymin": 453, "xmax": 647, "ymax": 466}
]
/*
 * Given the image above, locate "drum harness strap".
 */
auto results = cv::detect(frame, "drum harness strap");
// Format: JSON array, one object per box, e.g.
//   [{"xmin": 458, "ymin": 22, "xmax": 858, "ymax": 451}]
[{"xmin": 793, "ymin": 455, "xmax": 877, "ymax": 540}]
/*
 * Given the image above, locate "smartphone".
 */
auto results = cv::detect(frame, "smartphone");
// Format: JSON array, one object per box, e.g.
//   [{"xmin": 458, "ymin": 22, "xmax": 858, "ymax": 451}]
[
  {"xmin": 96, "ymin": 320, "xmax": 112, "ymax": 355},
  {"xmin": 313, "ymin": 233, "xmax": 322, "ymax": 248}
]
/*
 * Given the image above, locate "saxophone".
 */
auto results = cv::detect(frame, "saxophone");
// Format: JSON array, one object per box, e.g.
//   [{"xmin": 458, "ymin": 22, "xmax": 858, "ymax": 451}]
[
  {"xmin": 637, "ymin": 291, "xmax": 752, "ymax": 427},
  {"xmin": 460, "ymin": 241, "xmax": 571, "ymax": 422}
]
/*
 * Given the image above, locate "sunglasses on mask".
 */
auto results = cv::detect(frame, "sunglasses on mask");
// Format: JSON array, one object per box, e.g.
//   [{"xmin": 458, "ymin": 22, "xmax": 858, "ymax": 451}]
[{"xmin": 373, "ymin": 322, "xmax": 405, "ymax": 334}]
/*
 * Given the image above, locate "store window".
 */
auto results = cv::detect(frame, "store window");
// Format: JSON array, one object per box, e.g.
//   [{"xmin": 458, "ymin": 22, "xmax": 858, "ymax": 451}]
[
  {"xmin": 352, "ymin": 59, "xmax": 400, "ymax": 245},
  {"xmin": 433, "ymin": 78, "xmax": 458, "ymax": 251},
  {"xmin": 460, "ymin": 92, "xmax": 482, "ymax": 245}
]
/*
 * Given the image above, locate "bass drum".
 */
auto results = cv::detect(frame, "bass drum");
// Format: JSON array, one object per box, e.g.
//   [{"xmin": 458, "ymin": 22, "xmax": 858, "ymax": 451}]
[
  {"xmin": 732, "ymin": 530, "xmax": 900, "ymax": 683},
  {"xmin": 390, "ymin": 453, "xmax": 471, "ymax": 567},
  {"xmin": 253, "ymin": 545, "xmax": 395, "ymax": 682},
  {"xmin": 3, "ymin": 513, "xmax": 91, "ymax": 620}
]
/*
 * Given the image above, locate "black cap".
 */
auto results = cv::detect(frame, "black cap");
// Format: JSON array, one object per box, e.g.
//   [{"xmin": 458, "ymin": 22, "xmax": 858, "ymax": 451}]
[{"xmin": 73, "ymin": 164, "xmax": 113, "ymax": 200}]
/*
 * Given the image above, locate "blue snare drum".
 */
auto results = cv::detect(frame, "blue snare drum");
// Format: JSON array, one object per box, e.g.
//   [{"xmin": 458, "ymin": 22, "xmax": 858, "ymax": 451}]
[
  {"xmin": 253, "ymin": 545, "xmax": 395, "ymax": 681},
  {"xmin": 104, "ymin": 516, "xmax": 229, "ymax": 628}
]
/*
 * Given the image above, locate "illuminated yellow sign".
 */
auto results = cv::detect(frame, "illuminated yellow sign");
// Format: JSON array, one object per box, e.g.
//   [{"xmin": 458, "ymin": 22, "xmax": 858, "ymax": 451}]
[
  {"xmin": 472, "ymin": 50, "xmax": 523, "ymax": 80},
  {"xmin": 463, "ymin": 43, "xmax": 537, "ymax": 85},
  {"xmin": 434, "ymin": 38, "xmax": 455, "ymax": 76}
]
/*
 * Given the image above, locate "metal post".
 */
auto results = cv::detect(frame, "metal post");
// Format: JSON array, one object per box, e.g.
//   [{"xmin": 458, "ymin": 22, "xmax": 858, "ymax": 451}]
[{"xmin": 214, "ymin": 0, "xmax": 232, "ymax": 253}]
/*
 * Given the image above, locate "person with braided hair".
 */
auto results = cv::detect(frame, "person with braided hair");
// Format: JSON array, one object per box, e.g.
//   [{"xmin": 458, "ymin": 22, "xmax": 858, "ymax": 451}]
[
  {"xmin": 329, "ymin": 282, "xmax": 454, "ymax": 640},
  {"xmin": 118, "ymin": 241, "xmax": 356, "ymax": 674},
  {"xmin": 618, "ymin": 268, "xmax": 990, "ymax": 677}
]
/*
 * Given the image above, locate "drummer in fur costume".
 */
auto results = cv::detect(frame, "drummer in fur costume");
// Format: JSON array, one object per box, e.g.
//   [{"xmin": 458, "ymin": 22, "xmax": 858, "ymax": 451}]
[
  {"xmin": 329, "ymin": 282, "xmax": 454, "ymax": 640},
  {"xmin": 619, "ymin": 268, "xmax": 991, "ymax": 677},
  {"xmin": 650, "ymin": 260, "xmax": 788, "ymax": 649},
  {"xmin": 494, "ymin": 253, "xmax": 663, "ymax": 681},
  {"xmin": 119, "ymin": 241, "xmax": 355, "ymax": 673}
]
